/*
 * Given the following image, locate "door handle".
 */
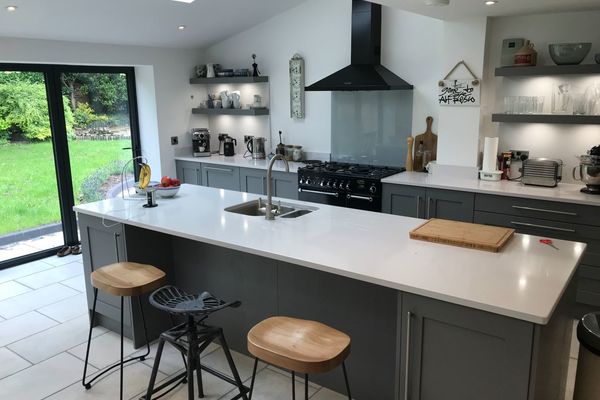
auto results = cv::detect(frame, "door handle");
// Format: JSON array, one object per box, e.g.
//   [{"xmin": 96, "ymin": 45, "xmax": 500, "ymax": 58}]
[
  {"xmin": 346, "ymin": 194, "xmax": 373, "ymax": 202},
  {"xmin": 510, "ymin": 221, "xmax": 576, "ymax": 233},
  {"xmin": 404, "ymin": 311, "xmax": 413, "ymax": 400},
  {"xmin": 511, "ymin": 205, "xmax": 577, "ymax": 216},
  {"xmin": 416, "ymin": 196, "xmax": 421, "ymax": 217},
  {"xmin": 298, "ymin": 188, "xmax": 339, "ymax": 197},
  {"xmin": 427, "ymin": 197, "xmax": 433, "ymax": 219},
  {"xmin": 204, "ymin": 166, "xmax": 233, "ymax": 173}
]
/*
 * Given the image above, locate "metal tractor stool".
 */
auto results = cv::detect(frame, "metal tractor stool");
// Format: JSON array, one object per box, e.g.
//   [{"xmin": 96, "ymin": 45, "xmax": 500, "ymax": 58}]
[
  {"xmin": 82, "ymin": 262, "xmax": 166, "ymax": 400},
  {"xmin": 143, "ymin": 285, "xmax": 250, "ymax": 400},
  {"xmin": 247, "ymin": 316, "xmax": 352, "ymax": 400}
]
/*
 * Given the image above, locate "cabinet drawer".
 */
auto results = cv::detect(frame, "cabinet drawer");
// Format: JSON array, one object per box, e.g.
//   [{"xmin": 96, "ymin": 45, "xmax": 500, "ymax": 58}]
[
  {"xmin": 475, "ymin": 194, "xmax": 600, "ymax": 227},
  {"xmin": 577, "ymin": 266, "xmax": 600, "ymax": 307},
  {"xmin": 202, "ymin": 164, "xmax": 240, "ymax": 191},
  {"xmin": 474, "ymin": 211, "xmax": 600, "ymax": 267}
]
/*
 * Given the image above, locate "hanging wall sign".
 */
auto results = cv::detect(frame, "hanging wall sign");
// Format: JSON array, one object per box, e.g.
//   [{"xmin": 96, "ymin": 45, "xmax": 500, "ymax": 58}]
[
  {"xmin": 438, "ymin": 60, "xmax": 481, "ymax": 106},
  {"xmin": 289, "ymin": 54, "xmax": 305, "ymax": 119},
  {"xmin": 438, "ymin": 79, "xmax": 480, "ymax": 106}
]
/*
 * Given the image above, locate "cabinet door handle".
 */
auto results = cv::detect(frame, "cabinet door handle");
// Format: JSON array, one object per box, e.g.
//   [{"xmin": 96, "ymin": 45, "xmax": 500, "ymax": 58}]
[
  {"xmin": 511, "ymin": 205, "xmax": 577, "ymax": 216},
  {"xmin": 416, "ymin": 196, "xmax": 421, "ymax": 217},
  {"xmin": 510, "ymin": 221, "xmax": 576, "ymax": 233},
  {"xmin": 404, "ymin": 311, "xmax": 413, "ymax": 400},
  {"xmin": 427, "ymin": 197, "xmax": 433, "ymax": 219},
  {"xmin": 346, "ymin": 194, "xmax": 373, "ymax": 202},
  {"xmin": 204, "ymin": 166, "xmax": 233, "ymax": 173}
]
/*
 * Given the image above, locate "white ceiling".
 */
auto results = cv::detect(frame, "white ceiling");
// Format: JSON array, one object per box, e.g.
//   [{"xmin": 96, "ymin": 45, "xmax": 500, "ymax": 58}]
[
  {"xmin": 375, "ymin": 0, "xmax": 600, "ymax": 19},
  {"xmin": 0, "ymin": 0, "xmax": 306, "ymax": 48}
]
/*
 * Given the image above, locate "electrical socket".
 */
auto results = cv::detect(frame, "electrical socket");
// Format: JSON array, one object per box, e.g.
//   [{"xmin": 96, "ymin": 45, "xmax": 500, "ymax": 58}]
[
  {"xmin": 171, "ymin": 136, "xmax": 179, "ymax": 145},
  {"xmin": 244, "ymin": 135, "xmax": 254, "ymax": 144},
  {"xmin": 510, "ymin": 150, "xmax": 529, "ymax": 161}
]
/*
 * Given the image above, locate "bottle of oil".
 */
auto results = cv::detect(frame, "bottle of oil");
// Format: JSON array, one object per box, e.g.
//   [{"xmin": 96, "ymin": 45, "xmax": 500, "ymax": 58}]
[{"xmin": 414, "ymin": 140, "xmax": 424, "ymax": 172}]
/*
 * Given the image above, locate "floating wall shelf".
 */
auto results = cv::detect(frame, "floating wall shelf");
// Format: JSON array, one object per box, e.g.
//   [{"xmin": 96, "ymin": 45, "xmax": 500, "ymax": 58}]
[
  {"xmin": 190, "ymin": 76, "xmax": 269, "ymax": 84},
  {"xmin": 495, "ymin": 64, "xmax": 600, "ymax": 77},
  {"xmin": 192, "ymin": 108, "xmax": 269, "ymax": 116},
  {"xmin": 492, "ymin": 113, "xmax": 600, "ymax": 125}
]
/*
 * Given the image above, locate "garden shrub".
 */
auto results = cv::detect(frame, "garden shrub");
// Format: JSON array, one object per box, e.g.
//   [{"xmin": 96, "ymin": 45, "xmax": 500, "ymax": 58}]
[
  {"xmin": 79, "ymin": 159, "xmax": 128, "ymax": 203},
  {"xmin": 0, "ymin": 82, "xmax": 73, "ymax": 141},
  {"xmin": 74, "ymin": 102, "xmax": 109, "ymax": 129}
]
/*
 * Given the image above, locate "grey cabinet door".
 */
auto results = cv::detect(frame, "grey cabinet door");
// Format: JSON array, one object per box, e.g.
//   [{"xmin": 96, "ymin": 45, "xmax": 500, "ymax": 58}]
[
  {"xmin": 426, "ymin": 188, "xmax": 474, "ymax": 222},
  {"xmin": 400, "ymin": 293, "xmax": 533, "ymax": 400},
  {"xmin": 240, "ymin": 168, "xmax": 266, "ymax": 195},
  {"xmin": 382, "ymin": 184, "xmax": 427, "ymax": 218},
  {"xmin": 201, "ymin": 164, "xmax": 240, "ymax": 191},
  {"xmin": 175, "ymin": 160, "xmax": 202, "ymax": 185},
  {"xmin": 272, "ymin": 171, "xmax": 298, "ymax": 200}
]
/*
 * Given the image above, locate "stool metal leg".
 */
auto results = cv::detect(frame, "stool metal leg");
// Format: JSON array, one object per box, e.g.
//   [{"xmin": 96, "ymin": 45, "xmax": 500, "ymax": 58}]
[
  {"xmin": 218, "ymin": 330, "xmax": 249, "ymax": 400},
  {"xmin": 304, "ymin": 374, "xmax": 309, "ymax": 400},
  {"xmin": 291, "ymin": 371, "xmax": 295, "ymax": 400},
  {"xmin": 342, "ymin": 362, "xmax": 352, "ymax": 400},
  {"xmin": 187, "ymin": 322, "xmax": 196, "ymax": 400},
  {"xmin": 137, "ymin": 296, "xmax": 151, "ymax": 360},
  {"xmin": 144, "ymin": 338, "xmax": 165, "ymax": 400},
  {"xmin": 248, "ymin": 358, "xmax": 258, "ymax": 400},
  {"xmin": 195, "ymin": 353, "xmax": 204, "ymax": 398},
  {"xmin": 120, "ymin": 296, "xmax": 124, "ymax": 400},
  {"xmin": 82, "ymin": 288, "xmax": 98, "ymax": 389}
]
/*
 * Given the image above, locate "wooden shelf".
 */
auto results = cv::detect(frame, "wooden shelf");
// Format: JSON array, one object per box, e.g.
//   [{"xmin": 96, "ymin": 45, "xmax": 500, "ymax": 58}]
[
  {"xmin": 495, "ymin": 64, "xmax": 600, "ymax": 77},
  {"xmin": 492, "ymin": 113, "xmax": 600, "ymax": 125},
  {"xmin": 190, "ymin": 76, "xmax": 269, "ymax": 84},
  {"xmin": 192, "ymin": 108, "xmax": 269, "ymax": 116}
]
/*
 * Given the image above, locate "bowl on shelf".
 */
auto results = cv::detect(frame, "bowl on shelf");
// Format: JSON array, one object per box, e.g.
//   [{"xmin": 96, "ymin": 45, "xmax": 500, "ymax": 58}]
[
  {"xmin": 155, "ymin": 185, "xmax": 180, "ymax": 198},
  {"xmin": 549, "ymin": 43, "xmax": 591, "ymax": 65}
]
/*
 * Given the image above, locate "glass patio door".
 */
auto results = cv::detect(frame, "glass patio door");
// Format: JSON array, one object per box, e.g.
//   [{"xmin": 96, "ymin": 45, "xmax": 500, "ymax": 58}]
[
  {"xmin": 0, "ymin": 65, "xmax": 140, "ymax": 269},
  {"xmin": 0, "ymin": 69, "xmax": 64, "ymax": 263}
]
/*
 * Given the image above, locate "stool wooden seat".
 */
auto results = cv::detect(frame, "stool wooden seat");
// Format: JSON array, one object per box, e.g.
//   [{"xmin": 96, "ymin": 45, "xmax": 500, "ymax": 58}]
[
  {"xmin": 248, "ymin": 316, "xmax": 351, "ymax": 374},
  {"xmin": 91, "ymin": 262, "xmax": 166, "ymax": 296}
]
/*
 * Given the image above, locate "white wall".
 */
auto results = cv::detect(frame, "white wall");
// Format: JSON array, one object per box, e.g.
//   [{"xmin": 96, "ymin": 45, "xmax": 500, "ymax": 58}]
[
  {"xmin": 482, "ymin": 10, "xmax": 600, "ymax": 183},
  {"xmin": 0, "ymin": 36, "xmax": 205, "ymax": 179},
  {"xmin": 205, "ymin": 0, "xmax": 445, "ymax": 158}
]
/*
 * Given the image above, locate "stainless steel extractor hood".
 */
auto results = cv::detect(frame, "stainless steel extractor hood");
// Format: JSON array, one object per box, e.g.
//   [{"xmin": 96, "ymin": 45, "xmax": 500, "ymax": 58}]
[{"xmin": 305, "ymin": 0, "xmax": 413, "ymax": 91}]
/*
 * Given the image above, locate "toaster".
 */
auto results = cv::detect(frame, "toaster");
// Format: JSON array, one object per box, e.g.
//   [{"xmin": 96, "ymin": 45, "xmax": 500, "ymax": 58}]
[{"xmin": 522, "ymin": 158, "xmax": 563, "ymax": 187}]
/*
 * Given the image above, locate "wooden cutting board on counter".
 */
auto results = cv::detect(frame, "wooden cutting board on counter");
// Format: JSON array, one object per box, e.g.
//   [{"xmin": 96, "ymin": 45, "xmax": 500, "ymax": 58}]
[{"xmin": 409, "ymin": 219, "xmax": 515, "ymax": 252}]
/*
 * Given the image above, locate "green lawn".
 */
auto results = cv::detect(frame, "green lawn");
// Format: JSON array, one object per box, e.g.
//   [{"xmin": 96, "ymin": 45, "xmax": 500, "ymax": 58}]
[{"xmin": 0, "ymin": 139, "xmax": 131, "ymax": 236}]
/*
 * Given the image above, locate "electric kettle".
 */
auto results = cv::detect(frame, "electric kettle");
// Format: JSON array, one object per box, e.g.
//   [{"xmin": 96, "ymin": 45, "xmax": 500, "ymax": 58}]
[{"xmin": 223, "ymin": 137, "xmax": 237, "ymax": 157}]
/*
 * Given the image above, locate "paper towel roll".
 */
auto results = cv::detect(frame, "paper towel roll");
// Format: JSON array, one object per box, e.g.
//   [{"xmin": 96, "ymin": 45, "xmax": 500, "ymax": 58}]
[{"xmin": 482, "ymin": 137, "xmax": 499, "ymax": 172}]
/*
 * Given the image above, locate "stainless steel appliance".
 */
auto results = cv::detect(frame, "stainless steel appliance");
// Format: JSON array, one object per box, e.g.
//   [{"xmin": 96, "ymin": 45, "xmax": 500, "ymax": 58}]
[
  {"xmin": 192, "ymin": 129, "xmax": 211, "ymax": 157},
  {"xmin": 522, "ymin": 158, "xmax": 563, "ymax": 187},
  {"xmin": 297, "ymin": 162, "xmax": 404, "ymax": 212},
  {"xmin": 223, "ymin": 137, "xmax": 237, "ymax": 157},
  {"xmin": 247, "ymin": 137, "xmax": 266, "ymax": 159},
  {"xmin": 574, "ymin": 154, "xmax": 600, "ymax": 194}
]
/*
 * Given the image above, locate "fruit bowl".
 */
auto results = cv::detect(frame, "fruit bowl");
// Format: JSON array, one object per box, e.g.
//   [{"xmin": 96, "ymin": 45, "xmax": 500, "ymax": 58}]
[
  {"xmin": 155, "ymin": 185, "xmax": 180, "ymax": 198},
  {"xmin": 549, "ymin": 43, "xmax": 591, "ymax": 65},
  {"xmin": 135, "ymin": 181, "xmax": 159, "ymax": 195}
]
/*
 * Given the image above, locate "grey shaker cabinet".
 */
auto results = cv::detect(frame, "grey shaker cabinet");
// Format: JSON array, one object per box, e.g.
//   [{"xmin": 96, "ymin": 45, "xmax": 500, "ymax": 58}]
[
  {"xmin": 240, "ymin": 168, "xmax": 267, "ymax": 195},
  {"xmin": 201, "ymin": 164, "xmax": 241, "ymax": 191},
  {"xmin": 271, "ymin": 170, "xmax": 298, "ymax": 200},
  {"xmin": 175, "ymin": 160, "xmax": 202, "ymax": 185},
  {"xmin": 239, "ymin": 168, "xmax": 298, "ymax": 199},
  {"xmin": 382, "ymin": 184, "xmax": 474, "ymax": 222},
  {"xmin": 399, "ymin": 293, "xmax": 533, "ymax": 400}
]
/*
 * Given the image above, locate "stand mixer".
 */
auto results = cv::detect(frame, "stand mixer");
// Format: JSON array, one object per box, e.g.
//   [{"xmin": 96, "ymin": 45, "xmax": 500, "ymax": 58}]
[{"xmin": 574, "ymin": 145, "xmax": 600, "ymax": 194}]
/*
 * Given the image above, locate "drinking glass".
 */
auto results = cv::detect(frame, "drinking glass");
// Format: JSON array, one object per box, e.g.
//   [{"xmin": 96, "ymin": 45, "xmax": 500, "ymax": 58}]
[{"xmin": 552, "ymin": 83, "xmax": 573, "ymax": 114}]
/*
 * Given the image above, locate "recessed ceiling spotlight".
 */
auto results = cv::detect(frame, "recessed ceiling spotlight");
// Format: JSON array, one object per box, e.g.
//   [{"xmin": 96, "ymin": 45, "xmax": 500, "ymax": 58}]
[
  {"xmin": 425, "ymin": 0, "xmax": 450, "ymax": 6},
  {"xmin": 178, "ymin": 25, "xmax": 186, "ymax": 31},
  {"xmin": 172, "ymin": 0, "xmax": 195, "ymax": 3},
  {"xmin": 485, "ymin": 0, "xmax": 498, "ymax": 4},
  {"xmin": 6, "ymin": 5, "xmax": 17, "ymax": 12}
]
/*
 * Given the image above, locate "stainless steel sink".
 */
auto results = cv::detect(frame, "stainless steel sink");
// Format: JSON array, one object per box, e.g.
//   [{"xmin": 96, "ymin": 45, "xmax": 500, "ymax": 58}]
[{"xmin": 225, "ymin": 198, "xmax": 317, "ymax": 219}]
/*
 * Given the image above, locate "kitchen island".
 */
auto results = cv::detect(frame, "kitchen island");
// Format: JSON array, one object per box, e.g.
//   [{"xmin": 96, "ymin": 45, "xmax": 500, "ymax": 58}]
[{"xmin": 74, "ymin": 184, "xmax": 585, "ymax": 400}]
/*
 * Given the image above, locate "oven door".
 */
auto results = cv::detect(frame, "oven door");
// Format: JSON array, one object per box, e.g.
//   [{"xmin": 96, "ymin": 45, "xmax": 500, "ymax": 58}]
[
  {"xmin": 345, "ymin": 193, "xmax": 381, "ymax": 212},
  {"xmin": 298, "ymin": 187, "xmax": 345, "ymax": 207}
]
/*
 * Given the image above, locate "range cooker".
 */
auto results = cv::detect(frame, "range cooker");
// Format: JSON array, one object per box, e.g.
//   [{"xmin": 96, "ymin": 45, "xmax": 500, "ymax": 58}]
[{"xmin": 297, "ymin": 162, "xmax": 404, "ymax": 212}]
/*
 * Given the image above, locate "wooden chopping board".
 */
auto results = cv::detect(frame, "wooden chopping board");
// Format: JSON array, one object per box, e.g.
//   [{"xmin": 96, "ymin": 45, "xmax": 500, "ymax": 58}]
[
  {"xmin": 409, "ymin": 219, "xmax": 515, "ymax": 252},
  {"xmin": 413, "ymin": 116, "xmax": 438, "ymax": 171}
]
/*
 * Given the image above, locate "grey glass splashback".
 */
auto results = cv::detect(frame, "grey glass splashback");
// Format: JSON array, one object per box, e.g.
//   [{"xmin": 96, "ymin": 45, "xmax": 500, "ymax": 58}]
[{"xmin": 331, "ymin": 91, "xmax": 413, "ymax": 167}]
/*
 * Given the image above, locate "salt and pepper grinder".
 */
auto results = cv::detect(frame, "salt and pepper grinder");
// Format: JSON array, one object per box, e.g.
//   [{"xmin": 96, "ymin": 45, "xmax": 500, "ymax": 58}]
[{"xmin": 406, "ymin": 136, "xmax": 414, "ymax": 172}]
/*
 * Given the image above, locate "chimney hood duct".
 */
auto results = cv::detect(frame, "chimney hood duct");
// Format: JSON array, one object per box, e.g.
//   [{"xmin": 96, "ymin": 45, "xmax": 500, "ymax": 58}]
[{"xmin": 305, "ymin": 0, "xmax": 413, "ymax": 91}]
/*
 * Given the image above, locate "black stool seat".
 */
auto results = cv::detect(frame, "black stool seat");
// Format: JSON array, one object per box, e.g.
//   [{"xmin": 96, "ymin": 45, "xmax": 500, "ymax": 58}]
[
  {"xmin": 150, "ymin": 286, "xmax": 240, "ymax": 315},
  {"xmin": 143, "ymin": 285, "xmax": 249, "ymax": 400}
]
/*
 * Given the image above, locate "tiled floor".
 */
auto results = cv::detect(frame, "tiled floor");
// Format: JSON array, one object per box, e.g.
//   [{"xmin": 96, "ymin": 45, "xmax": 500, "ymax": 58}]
[
  {"xmin": 0, "ymin": 255, "xmax": 349, "ymax": 399},
  {"xmin": 0, "ymin": 231, "xmax": 64, "ymax": 263}
]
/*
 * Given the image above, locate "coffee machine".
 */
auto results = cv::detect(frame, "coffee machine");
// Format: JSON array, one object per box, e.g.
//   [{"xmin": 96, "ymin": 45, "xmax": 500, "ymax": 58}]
[{"xmin": 192, "ymin": 129, "xmax": 211, "ymax": 157}]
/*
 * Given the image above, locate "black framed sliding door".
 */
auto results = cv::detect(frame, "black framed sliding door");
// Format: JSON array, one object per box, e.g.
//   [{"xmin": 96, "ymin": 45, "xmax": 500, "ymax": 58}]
[{"xmin": 0, "ymin": 64, "xmax": 141, "ymax": 269}]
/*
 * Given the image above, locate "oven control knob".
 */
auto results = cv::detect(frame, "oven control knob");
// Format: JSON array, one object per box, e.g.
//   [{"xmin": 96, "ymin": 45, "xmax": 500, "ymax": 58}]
[
  {"xmin": 345, "ymin": 182, "xmax": 351, "ymax": 190},
  {"xmin": 320, "ymin": 179, "xmax": 325, "ymax": 187},
  {"xmin": 299, "ymin": 177, "xmax": 305, "ymax": 184},
  {"xmin": 326, "ymin": 180, "xmax": 331, "ymax": 187},
  {"xmin": 305, "ymin": 178, "xmax": 311, "ymax": 185},
  {"xmin": 332, "ymin": 181, "xmax": 338, "ymax": 189},
  {"xmin": 369, "ymin": 185, "xmax": 377, "ymax": 194},
  {"xmin": 338, "ymin": 181, "xmax": 345, "ymax": 189}
]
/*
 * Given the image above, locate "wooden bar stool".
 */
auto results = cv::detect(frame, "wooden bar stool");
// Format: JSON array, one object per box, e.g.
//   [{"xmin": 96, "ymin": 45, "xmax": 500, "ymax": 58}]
[
  {"xmin": 247, "ymin": 316, "xmax": 352, "ymax": 400},
  {"xmin": 82, "ymin": 262, "xmax": 166, "ymax": 400}
]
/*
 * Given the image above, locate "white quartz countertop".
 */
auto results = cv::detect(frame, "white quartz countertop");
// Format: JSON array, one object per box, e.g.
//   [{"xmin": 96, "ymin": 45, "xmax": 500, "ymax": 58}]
[
  {"xmin": 175, "ymin": 154, "xmax": 304, "ymax": 173},
  {"xmin": 74, "ymin": 185, "xmax": 586, "ymax": 325},
  {"xmin": 382, "ymin": 171, "xmax": 600, "ymax": 207}
]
